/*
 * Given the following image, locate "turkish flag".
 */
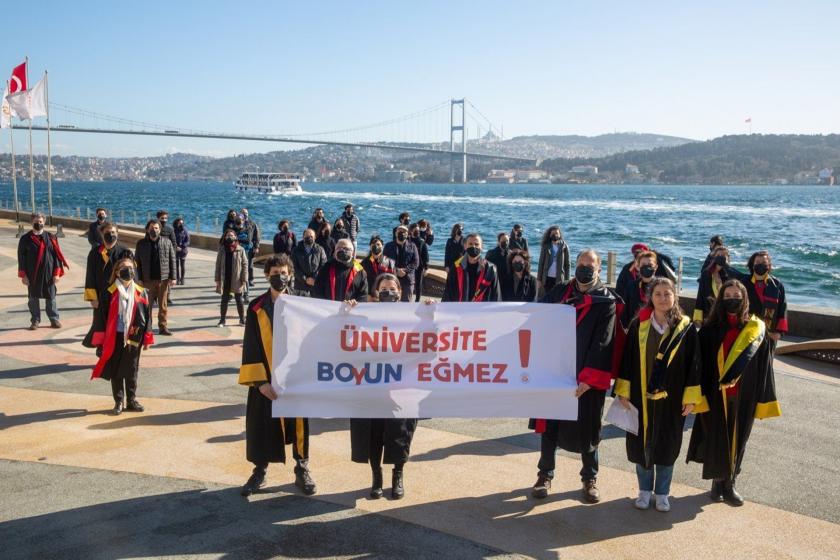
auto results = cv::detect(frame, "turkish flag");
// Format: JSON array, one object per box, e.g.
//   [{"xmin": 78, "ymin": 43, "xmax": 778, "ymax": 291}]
[{"xmin": 9, "ymin": 61, "xmax": 26, "ymax": 94}]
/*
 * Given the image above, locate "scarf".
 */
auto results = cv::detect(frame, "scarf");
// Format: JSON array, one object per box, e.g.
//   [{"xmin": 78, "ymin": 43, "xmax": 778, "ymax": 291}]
[{"xmin": 116, "ymin": 281, "xmax": 136, "ymax": 345}]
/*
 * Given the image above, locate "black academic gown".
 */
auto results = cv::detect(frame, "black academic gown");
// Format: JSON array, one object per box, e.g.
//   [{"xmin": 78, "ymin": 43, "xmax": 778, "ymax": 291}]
[
  {"xmin": 501, "ymin": 272, "xmax": 537, "ymax": 302},
  {"xmin": 83, "ymin": 243, "xmax": 135, "ymax": 348},
  {"xmin": 313, "ymin": 259, "xmax": 369, "ymax": 302},
  {"xmin": 693, "ymin": 267, "xmax": 731, "ymax": 323},
  {"xmin": 238, "ymin": 290, "xmax": 310, "ymax": 465},
  {"xmin": 620, "ymin": 278, "xmax": 652, "ymax": 329},
  {"xmin": 350, "ymin": 418, "xmax": 418, "ymax": 465},
  {"xmin": 529, "ymin": 280, "xmax": 617, "ymax": 454},
  {"xmin": 360, "ymin": 255, "xmax": 395, "ymax": 296},
  {"xmin": 686, "ymin": 316, "xmax": 781, "ymax": 481},
  {"xmin": 724, "ymin": 266, "xmax": 789, "ymax": 335},
  {"xmin": 90, "ymin": 282, "xmax": 153, "ymax": 382},
  {"xmin": 615, "ymin": 309, "xmax": 702, "ymax": 467},
  {"xmin": 17, "ymin": 231, "xmax": 67, "ymax": 299},
  {"xmin": 441, "ymin": 256, "xmax": 501, "ymax": 302}
]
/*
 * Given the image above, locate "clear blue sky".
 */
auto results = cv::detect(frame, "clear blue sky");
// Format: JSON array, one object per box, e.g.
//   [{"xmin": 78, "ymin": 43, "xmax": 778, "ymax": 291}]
[{"xmin": 3, "ymin": 0, "xmax": 838, "ymax": 157}]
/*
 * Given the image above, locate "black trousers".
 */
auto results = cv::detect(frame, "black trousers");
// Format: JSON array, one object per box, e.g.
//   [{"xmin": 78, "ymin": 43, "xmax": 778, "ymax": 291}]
[
  {"xmin": 368, "ymin": 419, "xmax": 405, "ymax": 471},
  {"xmin": 176, "ymin": 257, "xmax": 186, "ymax": 284},
  {"xmin": 247, "ymin": 250, "xmax": 256, "ymax": 283},
  {"xmin": 414, "ymin": 269, "xmax": 425, "ymax": 302},
  {"xmin": 538, "ymin": 422, "xmax": 599, "ymax": 482},
  {"xmin": 109, "ymin": 332, "xmax": 139, "ymax": 403},
  {"xmin": 220, "ymin": 292, "xmax": 244, "ymax": 321}
]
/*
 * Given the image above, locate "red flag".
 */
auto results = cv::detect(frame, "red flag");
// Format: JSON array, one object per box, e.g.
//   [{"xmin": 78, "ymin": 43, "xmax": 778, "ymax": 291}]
[{"xmin": 9, "ymin": 61, "xmax": 26, "ymax": 94}]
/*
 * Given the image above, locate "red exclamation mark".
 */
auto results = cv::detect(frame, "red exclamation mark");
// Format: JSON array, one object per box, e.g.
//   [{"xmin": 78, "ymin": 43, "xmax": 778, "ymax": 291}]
[{"xmin": 518, "ymin": 329, "xmax": 531, "ymax": 368}]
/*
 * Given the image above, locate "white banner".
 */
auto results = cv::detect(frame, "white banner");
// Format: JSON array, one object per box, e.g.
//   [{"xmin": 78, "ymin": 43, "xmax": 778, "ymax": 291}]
[{"xmin": 271, "ymin": 296, "xmax": 578, "ymax": 419}]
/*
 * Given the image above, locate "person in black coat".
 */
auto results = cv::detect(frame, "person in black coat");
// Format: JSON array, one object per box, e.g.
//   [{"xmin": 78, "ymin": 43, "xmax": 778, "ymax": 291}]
[
  {"xmin": 87, "ymin": 208, "xmax": 108, "ymax": 247},
  {"xmin": 316, "ymin": 222, "xmax": 336, "ymax": 258},
  {"xmin": 90, "ymin": 257, "xmax": 154, "ymax": 415},
  {"xmin": 239, "ymin": 254, "xmax": 317, "ymax": 498},
  {"xmin": 18, "ymin": 212, "xmax": 69, "ymax": 329},
  {"xmin": 409, "ymin": 223, "xmax": 430, "ymax": 302},
  {"xmin": 272, "ymin": 219, "xmax": 296, "ymax": 256},
  {"xmin": 384, "ymin": 225, "xmax": 419, "ymax": 302},
  {"xmin": 349, "ymin": 273, "xmax": 418, "ymax": 499},
  {"xmin": 509, "ymin": 224, "xmax": 529, "ymax": 252},
  {"xmin": 486, "ymin": 232, "xmax": 511, "ymax": 288},
  {"xmin": 417, "ymin": 219, "xmax": 434, "ymax": 247},
  {"xmin": 313, "ymin": 239, "xmax": 368, "ymax": 302},
  {"xmin": 307, "ymin": 208, "xmax": 328, "ymax": 234},
  {"xmin": 442, "ymin": 234, "xmax": 501, "ymax": 302},
  {"xmin": 361, "ymin": 235, "xmax": 396, "ymax": 296},
  {"xmin": 291, "ymin": 229, "xmax": 328, "ymax": 297},
  {"xmin": 444, "ymin": 223, "xmax": 465, "ymax": 273},
  {"xmin": 501, "ymin": 250, "xmax": 536, "ymax": 302},
  {"xmin": 134, "ymin": 220, "xmax": 176, "ymax": 336}
]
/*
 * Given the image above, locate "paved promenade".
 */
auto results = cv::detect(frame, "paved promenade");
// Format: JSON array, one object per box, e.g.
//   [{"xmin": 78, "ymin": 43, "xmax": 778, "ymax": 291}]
[{"xmin": 0, "ymin": 221, "xmax": 838, "ymax": 559}]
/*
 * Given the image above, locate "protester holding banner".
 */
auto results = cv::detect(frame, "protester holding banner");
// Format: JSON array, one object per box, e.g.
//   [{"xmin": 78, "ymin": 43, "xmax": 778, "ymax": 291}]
[
  {"xmin": 313, "ymin": 239, "xmax": 368, "ymax": 302},
  {"xmin": 501, "ymin": 250, "xmax": 536, "ymax": 302},
  {"xmin": 687, "ymin": 279, "xmax": 780, "ymax": 506},
  {"xmin": 614, "ymin": 277, "xmax": 703, "ymax": 512},
  {"xmin": 361, "ymin": 235, "xmax": 395, "ymax": 296},
  {"xmin": 442, "ymin": 234, "xmax": 501, "ymax": 302},
  {"xmin": 531, "ymin": 249, "xmax": 618, "ymax": 504},
  {"xmin": 349, "ymin": 273, "xmax": 418, "ymax": 499},
  {"xmin": 238, "ymin": 254, "xmax": 316, "ymax": 498},
  {"xmin": 90, "ymin": 258, "xmax": 153, "ymax": 415}
]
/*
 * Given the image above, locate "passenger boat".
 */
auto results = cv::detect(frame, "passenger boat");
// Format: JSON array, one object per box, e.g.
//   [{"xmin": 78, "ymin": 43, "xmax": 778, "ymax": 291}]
[{"xmin": 233, "ymin": 172, "xmax": 303, "ymax": 193}]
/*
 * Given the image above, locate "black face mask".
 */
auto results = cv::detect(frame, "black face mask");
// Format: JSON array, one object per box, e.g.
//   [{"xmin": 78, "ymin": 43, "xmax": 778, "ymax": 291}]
[
  {"xmin": 97, "ymin": 215, "xmax": 106, "ymax": 222},
  {"xmin": 104, "ymin": 232, "xmax": 118, "ymax": 244},
  {"xmin": 304, "ymin": 237, "xmax": 314, "ymax": 246},
  {"xmin": 270, "ymin": 274, "xmax": 290, "ymax": 291},
  {"xmin": 401, "ymin": 218, "xmax": 410, "ymax": 225},
  {"xmin": 397, "ymin": 233, "xmax": 408, "ymax": 242},
  {"xmin": 512, "ymin": 261, "xmax": 525, "ymax": 273},
  {"xmin": 500, "ymin": 241, "xmax": 509, "ymax": 250},
  {"xmin": 640, "ymin": 264, "xmax": 656, "ymax": 279},
  {"xmin": 378, "ymin": 290, "xmax": 400, "ymax": 302},
  {"xmin": 228, "ymin": 214, "xmax": 236, "ymax": 221},
  {"xmin": 148, "ymin": 230, "xmax": 159, "ymax": 240},
  {"xmin": 118, "ymin": 267, "xmax": 134, "ymax": 281},
  {"xmin": 159, "ymin": 220, "xmax": 167, "ymax": 227},
  {"xmin": 224, "ymin": 237, "xmax": 235, "ymax": 245},
  {"xmin": 466, "ymin": 247, "xmax": 481, "ymax": 258},
  {"xmin": 281, "ymin": 225, "xmax": 289, "ymax": 232},
  {"xmin": 575, "ymin": 265, "xmax": 596, "ymax": 285},
  {"xmin": 723, "ymin": 298, "xmax": 742, "ymax": 313},
  {"xmin": 370, "ymin": 245, "xmax": 382, "ymax": 256},
  {"xmin": 753, "ymin": 263, "xmax": 769, "ymax": 276},
  {"xmin": 336, "ymin": 249, "xmax": 353, "ymax": 263},
  {"xmin": 454, "ymin": 230, "xmax": 462, "ymax": 237},
  {"xmin": 551, "ymin": 235, "xmax": 560, "ymax": 242},
  {"xmin": 174, "ymin": 223, "xmax": 183, "ymax": 230},
  {"xmin": 714, "ymin": 255, "xmax": 727, "ymax": 266},
  {"xmin": 32, "ymin": 222, "xmax": 44, "ymax": 231},
  {"xmin": 514, "ymin": 231, "xmax": 522, "ymax": 237}
]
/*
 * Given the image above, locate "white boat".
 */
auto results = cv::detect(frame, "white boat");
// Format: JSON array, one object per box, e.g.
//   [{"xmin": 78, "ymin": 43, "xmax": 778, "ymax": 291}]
[{"xmin": 234, "ymin": 172, "xmax": 303, "ymax": 194}]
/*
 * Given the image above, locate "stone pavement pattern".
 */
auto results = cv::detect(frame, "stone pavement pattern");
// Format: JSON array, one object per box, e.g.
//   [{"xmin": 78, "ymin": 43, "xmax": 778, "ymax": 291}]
[{"xmin": 1, "ymin": 222, "xmax": 839, "ymax": 559}]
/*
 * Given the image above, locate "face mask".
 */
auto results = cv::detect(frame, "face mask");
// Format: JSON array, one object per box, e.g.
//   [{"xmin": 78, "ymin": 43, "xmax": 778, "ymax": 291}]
[
  {"xmin": 270, "ymin": 274, "xmax": 290, "ymax": 291},
  {"xmin": 466, "ymin": 246, "xmax": 481, "ymax": 258},
  {"xmin": 159, "ymin": 219, "xmax": 167, "ymax": 226},
  {"xmin": 378, "ymin": 289, "xmax": 400, "ymax": 302},
  {"xmin": 714, "ymin": 255, "xmax": 727, "ymax": 266},
  {"xmin": 500, "ymin": 241, "xmax": 509, "ymax": 250},
  {"xmin": 723, "ymin": 298, "xmax": 742, "ymax": 313},
  {"xmin": 640, "ymin": 264, "xmax": 656, "ymax": 279},
  {"xmin": 401, "ymin": 218, "xmax": 410, "ymax": 225},
  {"xmin": 97, "ymin": 215, "xmax": 106, "ymax": 222},
  {"xmin": 304, "ymin": 237, "xmax": 314, "ymax": 246},
  {"xmin": 575, "ymin": 265, "xmax": 596, "ymax": 285},
  {"xmin": 228, "ymin": 214, "xmax": 236, "ymax": 221},
  {"xmin": 420, "ymin": 227, "xmax": 427, "ymax": 232},
  {"xmin": 753, "ymin": 263, "xmax": 769, "ymax": 276},
  {"xmin": 371, "ymin": 245, "xmax": 382, "ymax": 255},
  {"xmin": 336, "ymin": 226, "xmax": 344, "ymax": 232},
  {"xmin": 32, "ymin": 222, "xmax": 44, "ymax": 231},
  {"xmin": 512, "ymin": 261, "xmax": 525, "ymax": 273},
  {"xmin": 174, "ymin": 223, "xmax": 183, "ymax": 230},
  {"xmin": 336, "ymin": 249, "xmax": 352, "ymax": 263},
  {"xmin": 455, "ymin": 230, "xmax": 462, "ymax": 237},
  {"xmin": 282, "ymin": 225, "xmax": 289, "ymax": 232},
  {"xmin": 515, "ymin": 231, "xmax": 522, "ymax": 237},
  {"xmin": 397, "ymin": 233, "xmax": 408, "ymax": 242},
  {"xmin": 104, "ymin": 232, "xmax": 118, "ymax": 244},
  {"xmin": 118, "ymin": 267, "xmax": 134, "ymax": 281},
  {"xmin": 148, "ymin": 230, "xmax": 159, "ymax": 239},
  {"xmin": 551, "ymin": 234, "xmax": 560, "ymax": 242},
  {"xmin": 224, "ymin": 237, "xmax": 235, "ymax": 245}
]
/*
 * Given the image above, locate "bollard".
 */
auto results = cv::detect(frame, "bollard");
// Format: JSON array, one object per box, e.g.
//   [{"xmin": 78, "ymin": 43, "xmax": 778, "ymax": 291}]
[
  {"xmin": 214, "ymin": 217, "xmax": 219, "ymax": 229},
  {"xmin": 120, "ymin": 210, "xmax": 125, "ymax": 224},
  {"xmin": 147, "ymin": 212, "xmax": 151, "ymax": 222},
  {"xmin": 76, "ymin": 207, "xmax": 81, "ymax": 219},
  {"xmin": 196, "ymin": 216, "xmax": 201, "ymax": 232},
  {"xmin": 133, "ymin": 211, "xmax": 138, "ymax": 225},
  {"xmin": 607, "ymin": 251, "xmax": 617, "ymax": 286},
  {"xmin": 677, "ymin": 257, "xmax": 684, "ymax": 295},
  {"xmin": 86, "ymin": 207, "xmax": 91, "ymax": 219},
  {"xmin": 56, "ymin": 224, "xmax": 66, "ymax": 238},
  {"xmin": 15, "ymin": 224, "xmax": 24, "ymax": 238}
]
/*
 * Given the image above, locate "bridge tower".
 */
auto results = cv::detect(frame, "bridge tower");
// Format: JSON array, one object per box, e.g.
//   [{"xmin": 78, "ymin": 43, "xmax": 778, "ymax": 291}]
[{"xmin": 449, "ymin": 98, "xmax": 467, "ymax": 183}]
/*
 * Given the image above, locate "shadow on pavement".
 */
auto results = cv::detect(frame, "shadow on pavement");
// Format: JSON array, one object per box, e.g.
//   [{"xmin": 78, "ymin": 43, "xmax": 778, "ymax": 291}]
[
  {"xmin": 87, "ymin": 403, "xmax": 244, "ymax": 430},
  {"xmin": 0, "ymin": 362, "xmax": 90, "ymax": 379},
  {"xmin": 0, "ymin": 408, "xmax": 102, "ymax": 430}
]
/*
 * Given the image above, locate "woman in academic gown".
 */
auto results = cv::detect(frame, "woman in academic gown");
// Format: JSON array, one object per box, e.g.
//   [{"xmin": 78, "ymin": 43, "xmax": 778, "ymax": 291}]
[
  {"xmin": 615, "ymin": 277, "xmax": 703, "ymax": 512},
  {"xmin": 686, "ymin": 279, "xmax": 781, "ymax": 506},
  {"xmin": 349, "ymin": 273, "xmax": 418, "ymax": 500}
]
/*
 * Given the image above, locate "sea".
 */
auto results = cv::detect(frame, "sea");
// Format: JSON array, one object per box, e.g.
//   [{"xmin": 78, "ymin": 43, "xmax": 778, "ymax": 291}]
[{"xmin": 2, "ymin": 181, "xmax": 838, "ymax": 308}]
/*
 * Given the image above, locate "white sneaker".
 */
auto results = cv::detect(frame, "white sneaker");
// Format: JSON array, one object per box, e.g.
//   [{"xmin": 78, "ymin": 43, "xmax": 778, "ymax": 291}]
[
  {"xmin": 635, "ymin": 490, "xmax": 652, "ymax": 509},
  {"xmin": 655, "ymin": 494, "xmax": 671, "ymax": 512}
]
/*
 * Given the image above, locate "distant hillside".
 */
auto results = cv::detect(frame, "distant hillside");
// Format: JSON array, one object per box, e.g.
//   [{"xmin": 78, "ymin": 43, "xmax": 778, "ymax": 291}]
[
  {"xmin": 479, "ymin": 132, "xmax": 695, "ymax": 160},
  {"xmin": 539, "ymin": 134, "xmax": 840, "ymax": 184}
]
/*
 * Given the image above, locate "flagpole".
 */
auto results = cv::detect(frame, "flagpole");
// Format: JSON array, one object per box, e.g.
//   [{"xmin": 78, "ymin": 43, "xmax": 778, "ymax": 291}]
[
  {"xmin": 6, "ymin": 80, "xmax": 20, "ymax": 223},
  {"xmin": 25, "ymin": 57, "xmax": 35, "ymax": 214},
  {"xmin": 45, "ymin": 71, "xmax": 52, "ymax": 226}
]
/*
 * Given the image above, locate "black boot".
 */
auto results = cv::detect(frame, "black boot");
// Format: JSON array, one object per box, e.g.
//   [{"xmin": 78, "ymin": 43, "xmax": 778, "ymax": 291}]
[
  {"xmin": 723, "ymin": 479, "xmax": 744, "ymax": 506},
  {"xmin": 391, "ymin": 468, "xmax": 405, "ymax": 500},
  {"xmin": 112, "ymin": 401, "xmax": 124, "ymax": 416},
  {"xmin": 370, "ymin": 466, "xmax": 383, "ymax": 499},
  {"xmin": 710, "ymin": 480, "xmax": 725, "ymax": 502},
  {"xmin": 532, "ymin": 473, "xmax": 552, "ymax": 499},
  {"xmin": 241, "ymin": 466, "xmax": 266, "ymax": 497},
  {"xmin": 295, "ymin": 461, "xmax": 317, "ymax": 496}
]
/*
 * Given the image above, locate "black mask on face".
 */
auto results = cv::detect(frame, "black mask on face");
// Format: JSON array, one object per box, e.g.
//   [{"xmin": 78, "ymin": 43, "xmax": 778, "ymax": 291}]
[
  {"xmin": 515, "ymin": 230, "xmax": 522, "ymax": 237},
  {"xmin": 118, "ymin": 267, "xmax": 134, "ymax": 281},
  {"xmin": 159, "ymin": 219, "xmax": 167, "ymax": 227},
  {"xmin": 336, "ymin": 249, "xmax": 353, "ymax": 263},
  {"xmin": 753, "ymin": 263, "xmax": 769, "ymax": 276},
  {"xmin": 224, "ymin": 237, "xmax": 235, "ymax": 245},
  {"xmin": 551, "ymin": 234, "xmax": 560, "ymax": 242},
  {"xmin": 397, "ymin": 233, "xmax": 408, "ymax": 242},
  {"xmin": 575, "ymin": 265, "xmax": 596, "ymax": 285},
  {"xmin": 270, "ymin": 274, "xmax": 290, "ymax": 291},
  {"xmin": 454, "ymin": 230, "xmax": 462, "ymax": 237},
  {"xmin": 512, "ymin": 261, "xmax": 525, "ymax": 273},
  {"xmin": 640, "ymin": 264, "xmax": 656, "ymax": 279},
  {"xmin": 104, "ymin": 232, "xmax": 118, "ymax": 244},
  {"xmin": 304, "ymin": 237, "xmax": 314, "ymax": 246},
  {"xmin": 97, "ymin": 214, "xmax": 106, "ymax": 222},
  {"xmin": 714, "ymin": 255, "xmax": 727, "ymax": 266},
  {"xmin": 401, "ymin": 218, "xmax": 410, "ymax": 225},
  {"xmin": 32, "ymin": 222, "xmax": 44, "ymax": 231},
  {"xmin": 370, "ymin": 245, "xmax": 382, "ymax": 255},
  {"xmin": 174, "ymin": 222, "xmax": 183, "ymax": 230},
  {"xmin": 500, "ymin": 241, "xmax": 509, "ymax": 250},
  {"xmin": 148, "ymin": 230, "xmax": 159, "ymax": 240},
  {"xmin": 723, "ymin": 298, "xmax": 742, "ymax": 313},
  {"xmin": 378, "ymin": 289, "xmax": 400, "ymax": 302},
  {"xmin": 466, "ymin": 246, "xmax": 481, "ymax": 258}
]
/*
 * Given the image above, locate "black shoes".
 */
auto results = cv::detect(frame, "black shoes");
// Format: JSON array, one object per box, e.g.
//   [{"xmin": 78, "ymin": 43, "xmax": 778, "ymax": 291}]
[
  {"xmin": 582, "ymin": 479, "xmax": 600, "ymax": 503},
  {"xmin": 50, "ymin": 320, "xmax": 62, "ymax": 329},
  {"xmin": 391, "ymin": 469, "xmax": 405, "ymax": 500},
  {"xmin": 159, "ymin": 328, "xmax": 173, "ymax": 336},
  {"xmin": 532, "ymin": 473, "xmax": 551, "ymax": 499},
  {"xmin": 710, "ymin": 480, "xmax": 725, "ymax": 502},
  {"xmin": 126, "ymin": 400, "xmax": 144, "ymax": 412},
  {"xmin": 28, "ymin": 321, "xmax": 39, "ymax": 331},
  {"xmin": 238, "ymin": 318, "xmax": 246, "ymax": 326},
  {"xmin": 241, "ymin": 470, "xmax": 266, "ymax": 497},
  {"xmin": 370, "ymin": 467, "xmax": 384, "ymax": 499},
  {"xmin": 295, "ymin": 467, "xmax": 317, "ymax": 495},
  {"xmin": 112, "ymin": 401, "xmax": 124, "ymax": 415},
  {"xmin": 723, "ymin": 480, "xmax": 744, "ymax": 506}
]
